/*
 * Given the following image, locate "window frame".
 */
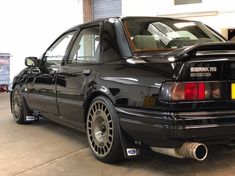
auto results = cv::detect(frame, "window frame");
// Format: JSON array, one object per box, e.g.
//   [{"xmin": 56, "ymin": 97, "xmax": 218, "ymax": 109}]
[
  {"xmin": 65, "ymin": 23, "xmax": 102, "ymax": 66},
  {"xmin": 40, "ymin": 30, "xmax": 76, "ymax": 68}
]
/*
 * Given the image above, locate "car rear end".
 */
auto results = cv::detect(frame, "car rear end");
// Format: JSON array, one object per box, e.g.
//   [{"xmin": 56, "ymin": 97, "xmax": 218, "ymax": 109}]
[
  {"xmin": 117, "ymin": 17, "xmax": 235, "ymax": 160},
  {"xmin": 160, "ymin": 42, "xmax": 235, "ymax": 145}
]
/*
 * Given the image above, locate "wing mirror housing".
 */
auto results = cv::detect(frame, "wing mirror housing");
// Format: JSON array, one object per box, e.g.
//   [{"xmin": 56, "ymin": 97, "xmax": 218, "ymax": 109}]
[{"xmin": 25, "ymin": 57, "xmax": 39, "ymax": 67}]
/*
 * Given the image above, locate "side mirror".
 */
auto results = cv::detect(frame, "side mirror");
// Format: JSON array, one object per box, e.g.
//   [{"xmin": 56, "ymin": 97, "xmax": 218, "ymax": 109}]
[{"xmin": 25, "ymin": 57, "xmax": 39, "ymax": 67}]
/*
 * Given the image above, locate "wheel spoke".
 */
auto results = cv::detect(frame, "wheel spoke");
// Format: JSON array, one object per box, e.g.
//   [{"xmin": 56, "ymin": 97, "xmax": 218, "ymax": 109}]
[
  {"xmin": 91, "ymin": 108, "xmax": 95, "ymax": 115},
  {"xmin": 88, "ymin": 115, "xmax": 92, "ymax": 121},
  {"xmin": 106, "ymin": 113, "xmax": 110, "ymax": 118}
]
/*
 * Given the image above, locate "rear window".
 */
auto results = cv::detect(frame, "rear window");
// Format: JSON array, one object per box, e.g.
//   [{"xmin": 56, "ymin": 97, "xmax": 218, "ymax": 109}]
[{"xmin": 122, "ymin": 17, "xmax": 224, "ymax": 52}]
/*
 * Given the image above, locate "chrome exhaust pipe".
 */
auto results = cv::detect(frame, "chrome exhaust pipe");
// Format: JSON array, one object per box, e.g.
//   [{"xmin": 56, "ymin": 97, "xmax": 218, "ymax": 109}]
[
  {"xmin": 151, "ymin": 142, "xmax": 208, "ymax": 161},
  {"xmin": 177, "ymin": 142, "xmax": 208, "ymax": 161}
]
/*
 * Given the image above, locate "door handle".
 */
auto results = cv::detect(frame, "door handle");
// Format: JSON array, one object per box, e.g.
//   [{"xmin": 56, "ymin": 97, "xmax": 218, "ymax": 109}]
[
  {"xmin": 83, "ymin": 69, "xmax": 91, "ymax": 76},
  {"xmin": 49, "ymin": 67, "xmax": 59, "ymax": 75},
  {"xmin": 49, "ymin": 70, "xmax": 57, "ymax": 75}
]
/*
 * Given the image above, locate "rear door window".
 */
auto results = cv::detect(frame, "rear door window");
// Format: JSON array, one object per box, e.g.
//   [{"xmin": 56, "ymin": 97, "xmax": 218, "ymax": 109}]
[{"xmin": 68, "ymin": 26, "xmax": 101, "ymax": 64}]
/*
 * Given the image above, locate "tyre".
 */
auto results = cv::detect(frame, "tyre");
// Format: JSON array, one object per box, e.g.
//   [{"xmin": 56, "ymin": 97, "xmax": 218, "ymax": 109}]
[
  {"xmin": 86, "ymin": 96, "xmax": 124, "ymax": 163},
  {"xmin": 11, "ymin": 85, "xmax": 31, "ymax": 124}
]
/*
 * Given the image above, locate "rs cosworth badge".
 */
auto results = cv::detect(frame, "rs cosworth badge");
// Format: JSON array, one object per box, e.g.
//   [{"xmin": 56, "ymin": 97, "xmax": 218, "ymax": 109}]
[{"xmin": 190, "ymin": 67, "xmax": 217, "ymax": 77}]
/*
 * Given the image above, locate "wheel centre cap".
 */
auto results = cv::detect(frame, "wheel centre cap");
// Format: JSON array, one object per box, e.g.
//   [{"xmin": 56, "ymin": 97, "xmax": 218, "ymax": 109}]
[{"xmin": 100, "ymin": 124, "xmax": 106, "ymax": 132}]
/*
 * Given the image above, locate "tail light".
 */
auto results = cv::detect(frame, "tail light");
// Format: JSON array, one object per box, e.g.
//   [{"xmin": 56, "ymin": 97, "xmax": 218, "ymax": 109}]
[{"xmin": 161, "ymin": 81, "xmax": 222, "ymax": 102}]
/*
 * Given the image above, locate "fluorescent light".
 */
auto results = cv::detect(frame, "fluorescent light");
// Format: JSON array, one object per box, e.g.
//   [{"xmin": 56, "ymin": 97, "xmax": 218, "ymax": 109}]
[
  {"xmin": 159, "ymin": 11, "xmax": 218, "ymax": 18},
  {"xmin": 174, "ymin": 22, "xmax": 196, "ymax": 28}
]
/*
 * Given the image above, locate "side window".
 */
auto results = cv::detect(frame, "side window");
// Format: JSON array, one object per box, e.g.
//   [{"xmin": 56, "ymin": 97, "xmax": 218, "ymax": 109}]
[
  {"xmin": 45, "ymin": 31, "xmax": 74, "ymax": 66},
  {"xmin": 68, "ymin": 26, "xmax": 100, "ymax": 64}
]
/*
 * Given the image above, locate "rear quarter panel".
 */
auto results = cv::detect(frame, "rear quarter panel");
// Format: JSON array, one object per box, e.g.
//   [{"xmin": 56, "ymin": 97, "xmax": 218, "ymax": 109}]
[{"xmin": 96, "ymin": 61, "xmax": 174, "ymax": 110}]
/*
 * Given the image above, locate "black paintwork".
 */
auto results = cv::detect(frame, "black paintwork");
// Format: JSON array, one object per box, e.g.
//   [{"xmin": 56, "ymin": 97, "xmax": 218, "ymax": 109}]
[{"xmin": 10, "ymin": 17, "xmax": 235, "ymax": 148}]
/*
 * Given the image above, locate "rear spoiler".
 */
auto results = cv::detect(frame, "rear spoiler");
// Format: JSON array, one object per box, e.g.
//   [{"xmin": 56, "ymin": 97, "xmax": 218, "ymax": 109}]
[{"xmin": 173, "ymin": 42, "xmax": 235, "ymax": 61}]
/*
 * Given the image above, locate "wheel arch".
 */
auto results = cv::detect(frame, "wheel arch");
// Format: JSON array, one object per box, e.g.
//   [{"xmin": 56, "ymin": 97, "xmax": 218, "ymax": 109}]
[{"xmin": 83, "ymin": 90, "xmax": 116, "ymax": 124}]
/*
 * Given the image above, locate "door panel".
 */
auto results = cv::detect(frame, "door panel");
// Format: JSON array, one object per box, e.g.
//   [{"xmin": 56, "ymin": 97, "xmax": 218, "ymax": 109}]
[
  {"xmin": 27, "ymin": 31, "xmax": 75, "ymax": 116},
  {"xmin": 57, "ymin": 64, "xmax": 100, "ymax": 122},
  {"xmin": 29, "ymin": 72, "xmax": 58, "ymax": 114},
  {"xmin": 56, "ymin": 25, "xmax": 101, "ymax": 123}
]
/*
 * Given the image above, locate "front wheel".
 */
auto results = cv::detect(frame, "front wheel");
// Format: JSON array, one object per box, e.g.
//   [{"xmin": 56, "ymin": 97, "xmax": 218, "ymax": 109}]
[
  {"xmin": 86, "ymin": 96, "xmax": 124, "ymax": 163},
  {"xmin": 11, "ymin": 85, "xmax": 31, "ymax": 124}
]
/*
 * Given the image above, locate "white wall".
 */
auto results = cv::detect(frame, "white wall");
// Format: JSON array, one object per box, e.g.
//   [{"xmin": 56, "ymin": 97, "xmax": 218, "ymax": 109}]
[
  {"xmin": 122, "ymin": 0, "xmax": 235, "ymax": 34},
  {"xmin": 0, "ymin": 0, "xmax": 83, "ymax": 80},
  {"xmin": 122, "ymin": 0, "xmax": 219, "ymax": 16}
]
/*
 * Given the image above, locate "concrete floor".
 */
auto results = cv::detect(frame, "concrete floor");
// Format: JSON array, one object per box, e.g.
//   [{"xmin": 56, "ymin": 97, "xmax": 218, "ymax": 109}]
[{"xmin": 1, "ymin": 93, "xmax": 235, "ymax": 176}]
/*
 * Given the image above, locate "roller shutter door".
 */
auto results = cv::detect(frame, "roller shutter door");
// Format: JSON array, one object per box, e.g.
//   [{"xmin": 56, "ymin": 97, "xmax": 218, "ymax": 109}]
[{"xmin": 93, "ymin": 0, "xmax": 122, "ymax": 19}]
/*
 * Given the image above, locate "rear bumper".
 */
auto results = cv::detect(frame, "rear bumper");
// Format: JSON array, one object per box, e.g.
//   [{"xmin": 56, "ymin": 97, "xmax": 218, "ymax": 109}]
[{"xmin": 116, "ymin": 107, "xmax": 235, "ymax": 148}]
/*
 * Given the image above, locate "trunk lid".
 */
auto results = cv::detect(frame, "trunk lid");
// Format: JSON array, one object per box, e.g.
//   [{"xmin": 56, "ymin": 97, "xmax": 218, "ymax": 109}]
[{"xmin": 157, "ymin": 42, "xmax": 235, "ymax": 112}]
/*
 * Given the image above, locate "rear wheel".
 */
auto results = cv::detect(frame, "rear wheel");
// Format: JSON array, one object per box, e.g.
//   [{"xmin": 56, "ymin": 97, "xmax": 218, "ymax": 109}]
[
  {"xmin": 11, "ymin": 85, "xmax": 31, "ymax": 124},
  {"xmin": 86, "ymin": 96, "xmax": 124, "ymax": 163}
]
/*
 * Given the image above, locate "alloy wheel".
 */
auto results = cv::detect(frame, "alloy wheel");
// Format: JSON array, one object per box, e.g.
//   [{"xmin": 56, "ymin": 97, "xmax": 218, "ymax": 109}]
[
  {"xmin": 12, "ymin": 90, "xmax": 21, "ymax": 120},
  {"xmin": 87, "ymin": 101, "xmax": 114, "ymax": 157}
]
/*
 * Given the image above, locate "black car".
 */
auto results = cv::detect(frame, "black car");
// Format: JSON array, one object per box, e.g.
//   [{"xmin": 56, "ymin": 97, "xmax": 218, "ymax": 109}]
[{"xmin": 11, "ymin": 16, "xmax": 235, "ymax": 163}]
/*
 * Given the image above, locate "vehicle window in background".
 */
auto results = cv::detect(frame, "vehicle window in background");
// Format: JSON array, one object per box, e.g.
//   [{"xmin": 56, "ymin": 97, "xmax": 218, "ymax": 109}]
[
  {"xmin": 45, "ymin": 32, "xmax": 75, "ymax": 66},
  {"xmin": 68, "ymin": 26, "xmax": 100, "ymax": 64},
  {"xmin": 123, "ymin": 17, "xmax": 224, "ymax": 52}
]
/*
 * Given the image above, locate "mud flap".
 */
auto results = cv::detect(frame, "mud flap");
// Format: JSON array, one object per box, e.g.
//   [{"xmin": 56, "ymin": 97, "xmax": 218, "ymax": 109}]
[
  {"xmin": 117, "ymin": 118, "xmax": 140, "ymax": 159},
  {"xmin": 120, "ymin": 131, "xmax": 141, "ymax": 159},
  {"xmin": 25, "ymin": 110, "xmax": 39, "ymax": 122}
]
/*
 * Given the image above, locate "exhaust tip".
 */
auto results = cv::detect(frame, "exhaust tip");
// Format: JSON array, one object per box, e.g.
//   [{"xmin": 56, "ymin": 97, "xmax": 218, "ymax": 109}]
[
  {"xmin": 194, "ymin": 143, "xmax": 208, "ymax": 161},
  {"xmin": 151, "ymin": 142, "xmax": 208, "ymax": 161},
  {"xmin": 177, "ymin": 142, "xmax": 208, "ymax": 161}
]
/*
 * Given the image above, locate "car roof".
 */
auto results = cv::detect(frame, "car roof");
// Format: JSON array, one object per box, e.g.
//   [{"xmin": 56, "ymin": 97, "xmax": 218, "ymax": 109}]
[
  {"xmin": 65, "ymin": 17, "xmax": 120, "ymax": 32},
  {"xmin": 64, "ymin": 16, "xmax": 197, "ymax": 33}
]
